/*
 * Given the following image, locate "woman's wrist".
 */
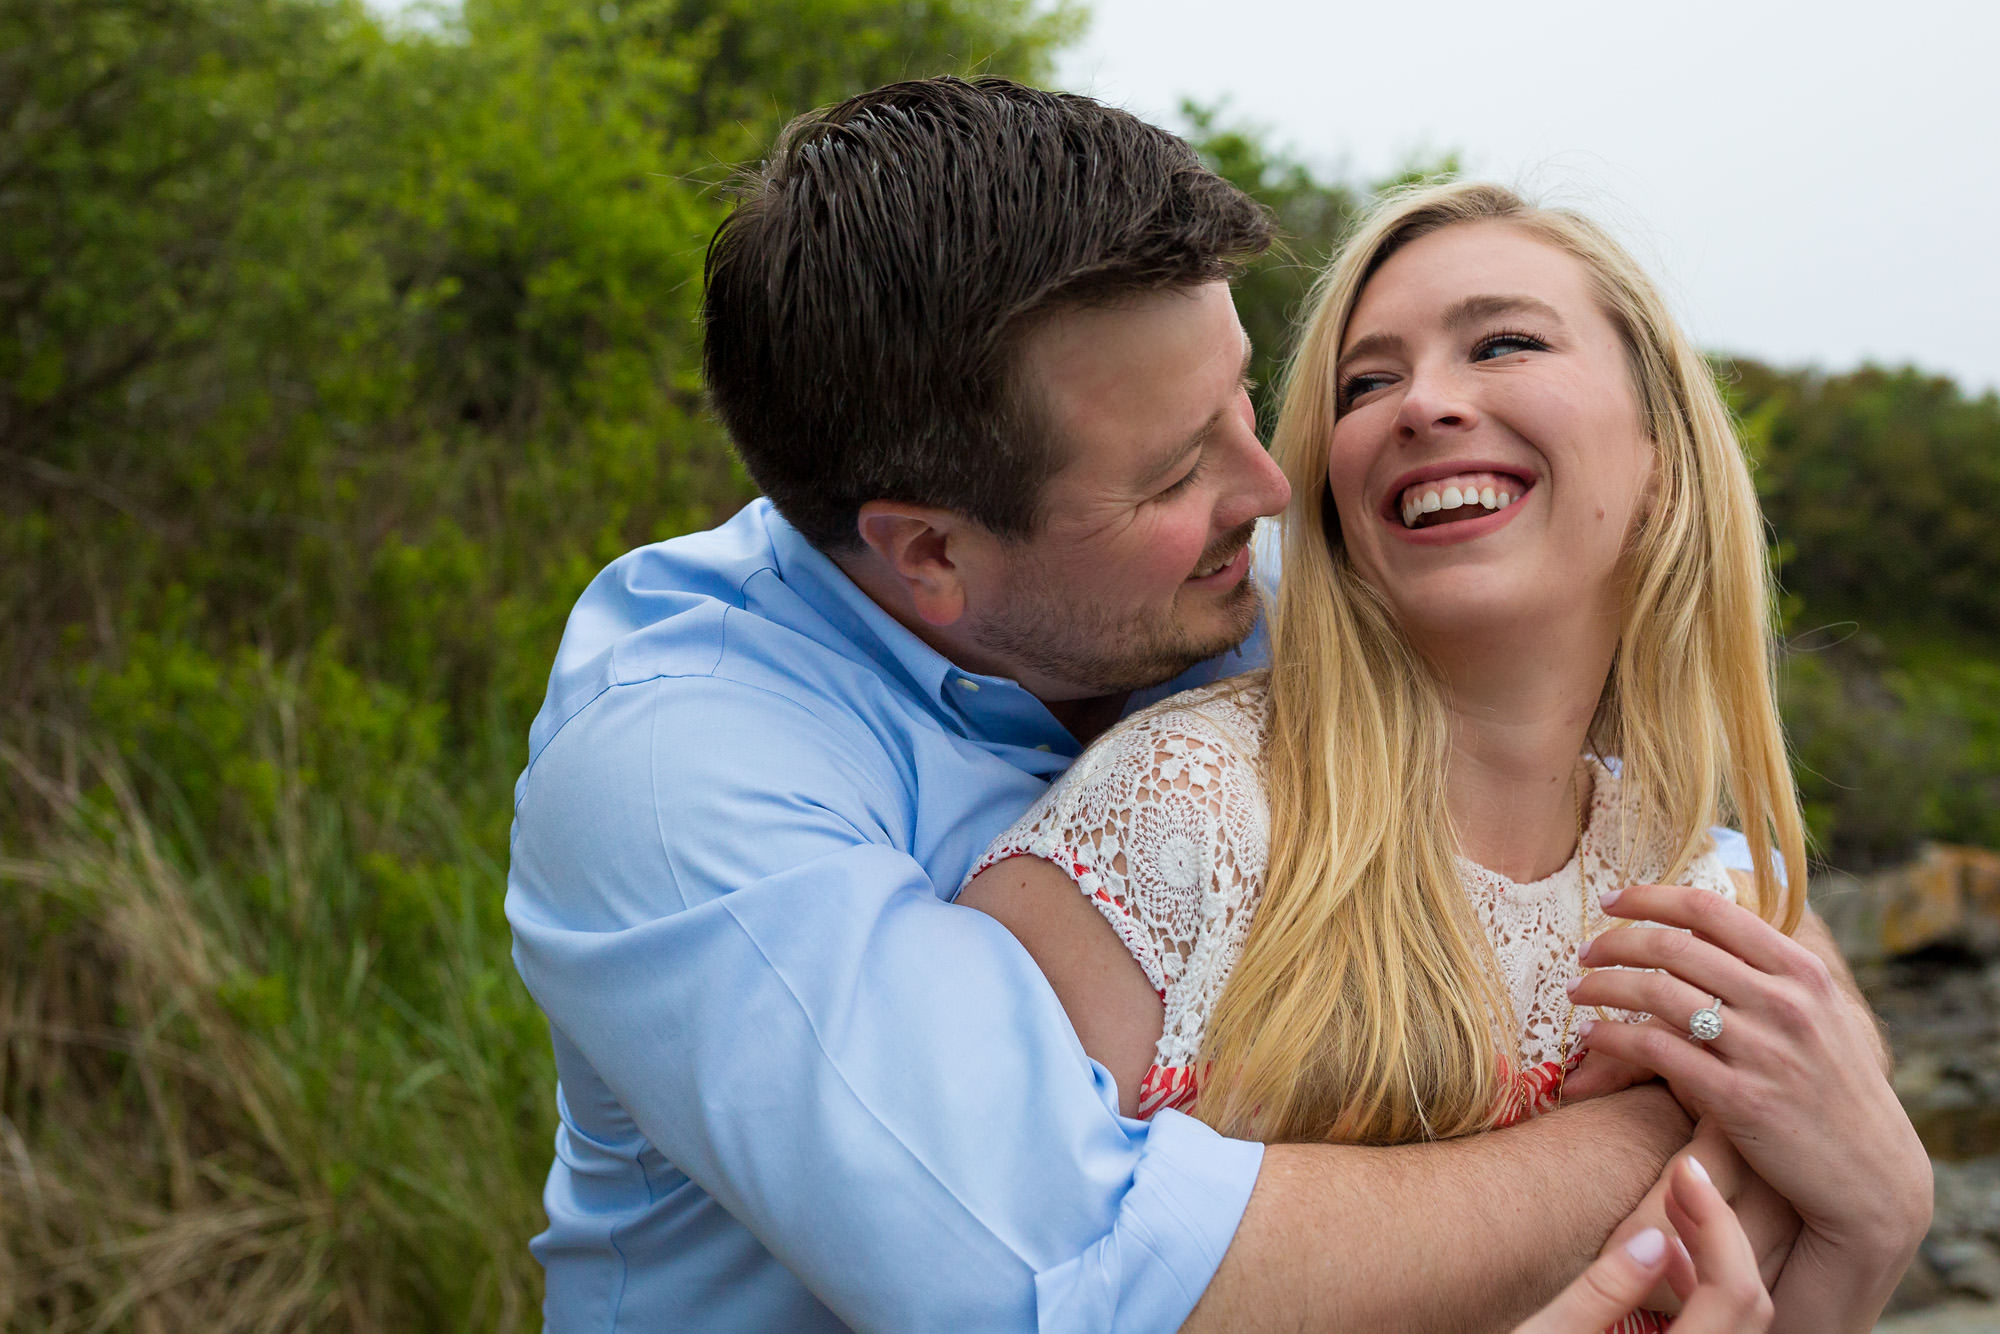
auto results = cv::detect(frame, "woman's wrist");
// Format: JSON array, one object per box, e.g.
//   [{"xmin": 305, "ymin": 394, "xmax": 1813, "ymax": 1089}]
[
  {"xmin": 1804, "ymin": 1132, "xmax": 1932, "ymax": 1271},
  {"xmin": 1771, "ymin": 1204, "xmax": 1928, "ymax": 1334}
]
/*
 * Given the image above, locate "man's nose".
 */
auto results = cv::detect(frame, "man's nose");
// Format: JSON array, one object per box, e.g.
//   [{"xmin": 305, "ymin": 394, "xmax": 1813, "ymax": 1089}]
[{"xmin": 1218, "ymin": 413, "xmax": 1291, "ymax": 524}]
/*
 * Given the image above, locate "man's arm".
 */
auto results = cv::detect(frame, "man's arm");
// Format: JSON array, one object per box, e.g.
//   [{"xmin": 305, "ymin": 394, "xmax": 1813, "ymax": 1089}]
[
  {"xmin": 1725, "ymin": 869, "xmax": 1891, "ymax": 1076},
  {"xmin": 1190, "ymin": 1087, "xmax": 1694, "ymax": 1334},
  {"xmin": 967, "ymin": 850, "xmax": 1695, "ymax": 1334},
  {"xmin": 509, "ymin": 676, "xmax": 1266, "ymax": 1333},
  {"xmin": 1796, "ymin": 908, "xmax": 1893, "ymax": 1076}
]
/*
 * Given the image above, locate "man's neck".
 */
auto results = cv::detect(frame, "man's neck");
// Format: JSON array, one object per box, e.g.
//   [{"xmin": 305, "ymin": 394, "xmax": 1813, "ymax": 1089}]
[
  {"xmin": 834, "ymin": 550, "xmax": 1131, "ymax": 746},
  {"xmin": 1043, "ymin": 692, "xmax": 1133, "ymax": 747}
]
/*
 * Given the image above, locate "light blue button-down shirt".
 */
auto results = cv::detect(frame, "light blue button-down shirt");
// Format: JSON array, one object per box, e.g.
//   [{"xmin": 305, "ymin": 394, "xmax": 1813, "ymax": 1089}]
[{"xmin": 507, "ymin": 499, "xmax": 1271, "ymax": 1333}]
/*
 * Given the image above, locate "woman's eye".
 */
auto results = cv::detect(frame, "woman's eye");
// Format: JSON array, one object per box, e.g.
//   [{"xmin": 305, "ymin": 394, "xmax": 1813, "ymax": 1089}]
[
  {"xmin": 1338, "ymin": 372, "xmax": 1392, "ymax": 406},
  {"xmin": 1474, "ymin": 331, "xmax": 1549, "ymax": 361}
]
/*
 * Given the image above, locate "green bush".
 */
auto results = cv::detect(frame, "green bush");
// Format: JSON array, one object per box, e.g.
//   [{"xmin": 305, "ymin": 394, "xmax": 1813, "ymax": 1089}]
[
  {"xmin": 1783, "ymin": 636, "xmax": 2000, "ymax": 868},
  {"xmin": 0, "ymin": 0, "xmax": 1076, "ymax": 1325}
]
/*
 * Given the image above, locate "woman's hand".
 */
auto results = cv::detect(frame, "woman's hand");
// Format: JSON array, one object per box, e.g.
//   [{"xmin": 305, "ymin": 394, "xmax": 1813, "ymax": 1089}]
[
  {"xmin": 1513, "ymin": 1157, "xmax": 1772, "ymax": 1334},
  {"xmin": 1567, "ymin": 884, "xmax": 1931, "ymax": 1326},
  {"xmin": 1600, "ymin": 1116, "xmax": 1799, "ymax": 1312}
]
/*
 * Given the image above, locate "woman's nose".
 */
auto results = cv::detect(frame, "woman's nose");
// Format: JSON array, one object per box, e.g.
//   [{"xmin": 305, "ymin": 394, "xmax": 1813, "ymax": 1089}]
[{"xmin": 1393, "ymin": 368, "xmax": 1480, "ymax": 441}]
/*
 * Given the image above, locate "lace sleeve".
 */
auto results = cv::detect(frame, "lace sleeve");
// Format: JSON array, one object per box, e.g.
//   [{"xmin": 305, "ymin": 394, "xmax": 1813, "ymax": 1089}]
[{"xmin": 965, "ymin": 681, "xmax": 1273, "ymax": 1069}]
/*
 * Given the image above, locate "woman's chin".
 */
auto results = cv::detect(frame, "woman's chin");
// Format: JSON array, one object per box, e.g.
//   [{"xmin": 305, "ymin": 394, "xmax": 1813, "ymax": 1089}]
[{"xmin": 1383, "ymin": 577, "xmax": 1570, "ymax": 648}]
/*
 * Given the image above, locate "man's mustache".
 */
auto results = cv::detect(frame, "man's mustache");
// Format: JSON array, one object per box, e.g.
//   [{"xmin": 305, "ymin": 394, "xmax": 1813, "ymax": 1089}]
[{"xmin": 1196, "ymin": 520, "xmax": 1261, "ymax": 575}]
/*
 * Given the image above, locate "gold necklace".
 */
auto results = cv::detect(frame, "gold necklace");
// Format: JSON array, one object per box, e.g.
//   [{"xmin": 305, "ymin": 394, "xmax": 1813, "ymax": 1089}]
[{"xmin": 1553, "ymin": 760, "xmax": 1598, "ymax": 1102}]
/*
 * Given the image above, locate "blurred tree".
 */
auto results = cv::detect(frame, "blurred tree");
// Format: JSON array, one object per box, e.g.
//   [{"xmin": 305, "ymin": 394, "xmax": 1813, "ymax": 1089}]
[
  {"xmin": 1721, "ymin": 357, "xmax": 2000, "ymax": 866},
  {"xmin": 1178, "ymin": 101, "xmax": 1455, "ymax": 426},
  {"xmin": 0, "ymin": 0, "xmax": 1080, "ymax": 742},
  {"xmin": 0, "ymin": 1, "xmax": 1082, "ymax": 1323},
  {"xmin": 1728, "ymin": 359, "xmax": 2000, "ymax": 637}
]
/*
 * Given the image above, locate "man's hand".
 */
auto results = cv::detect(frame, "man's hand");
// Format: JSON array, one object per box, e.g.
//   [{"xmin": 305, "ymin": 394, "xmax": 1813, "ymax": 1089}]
[{"xmin": 1573, "ymin": 884, "xmax": 1932, "ymax": 1330}]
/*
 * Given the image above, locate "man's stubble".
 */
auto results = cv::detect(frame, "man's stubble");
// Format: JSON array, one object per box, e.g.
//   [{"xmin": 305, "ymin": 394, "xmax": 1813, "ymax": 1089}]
[{"xmin": 971, "ymin": 521, "xmax": 1264, "ymax": 698}]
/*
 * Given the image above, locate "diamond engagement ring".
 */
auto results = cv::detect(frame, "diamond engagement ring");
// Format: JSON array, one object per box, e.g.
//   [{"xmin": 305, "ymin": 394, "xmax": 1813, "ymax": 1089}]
[{"xmin": 1688, "ymin": 998, "xmax": 1725, "ymax": 1042}]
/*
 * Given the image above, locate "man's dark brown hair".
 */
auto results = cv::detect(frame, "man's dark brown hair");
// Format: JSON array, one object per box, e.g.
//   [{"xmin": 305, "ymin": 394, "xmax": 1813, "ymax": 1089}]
[{"xmin": 702, "ymin": 76, "xmax": 1273, "ymax": 553}]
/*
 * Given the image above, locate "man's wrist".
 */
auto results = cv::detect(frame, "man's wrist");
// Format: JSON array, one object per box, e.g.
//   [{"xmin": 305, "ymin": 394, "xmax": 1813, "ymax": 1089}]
[{"xmin": 1609, "ymin": 1082, "xmax": 1696, "ymax": 1163}]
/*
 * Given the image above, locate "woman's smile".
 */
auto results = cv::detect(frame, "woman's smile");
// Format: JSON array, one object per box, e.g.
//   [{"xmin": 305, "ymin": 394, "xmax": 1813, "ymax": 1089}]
[
  {"xmin": 1327, "ymin": 220, "xmax": 1655, "ymax": 636},
  {"xmin": 1381, "ymin": 461, "xmax": 1539, "ymax": 537}
]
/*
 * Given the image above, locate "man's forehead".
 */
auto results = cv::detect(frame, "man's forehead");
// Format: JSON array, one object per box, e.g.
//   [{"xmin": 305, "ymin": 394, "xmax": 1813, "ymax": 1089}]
[{"xmin": 1021, "ymin": 284, "xmax": 1249, "ymax": 455}]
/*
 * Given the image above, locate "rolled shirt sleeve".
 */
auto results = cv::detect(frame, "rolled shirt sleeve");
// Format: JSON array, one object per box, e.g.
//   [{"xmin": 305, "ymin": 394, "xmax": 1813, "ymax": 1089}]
[{"xmin": 507, "ymin": 673, "xmax": 1262, "ymax": 1332}]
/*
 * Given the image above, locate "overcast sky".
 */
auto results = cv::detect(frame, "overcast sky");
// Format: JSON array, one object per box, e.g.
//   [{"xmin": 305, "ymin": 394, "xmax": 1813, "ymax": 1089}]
[{"xmin": 1055, "ymin": 0, "xmax": 1999, "ymax": 392}]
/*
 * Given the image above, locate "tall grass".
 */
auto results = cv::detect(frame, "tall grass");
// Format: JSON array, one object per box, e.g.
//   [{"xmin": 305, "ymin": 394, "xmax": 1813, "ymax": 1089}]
[{"xmin": 0, "ymin": 664, "xmax": 551, "ymax": 1330}]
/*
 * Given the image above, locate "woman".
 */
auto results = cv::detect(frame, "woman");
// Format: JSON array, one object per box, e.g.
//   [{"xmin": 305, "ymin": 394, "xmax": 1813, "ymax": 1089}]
[{"xmin": 961, "ymin": 181, "xmax": 1929, "ymax": 1328}]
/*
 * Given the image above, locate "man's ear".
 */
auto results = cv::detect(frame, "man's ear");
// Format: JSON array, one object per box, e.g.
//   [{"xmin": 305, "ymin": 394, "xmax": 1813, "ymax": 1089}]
[{"xmin": 854, "ymin": 501, "xmax": 981, "ymax": 627}]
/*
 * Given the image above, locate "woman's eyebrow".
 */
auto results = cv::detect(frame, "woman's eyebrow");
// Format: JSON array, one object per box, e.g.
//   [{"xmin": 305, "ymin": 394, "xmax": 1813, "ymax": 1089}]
[
  {"xmin": 1336, "ymin": 295, "xmax": 1567, "ymax": 378},
  {"xmin": 1441, "ymin": 293, "xmax": 1566, "ymax": 332},
  {"xmin": 1333, "ymin": 330, "xmax": 1400, "ymax": 378}
]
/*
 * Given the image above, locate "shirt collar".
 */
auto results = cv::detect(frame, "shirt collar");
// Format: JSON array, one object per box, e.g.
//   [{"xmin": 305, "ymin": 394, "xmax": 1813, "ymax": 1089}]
[{"xmin": 761, "ymin": 503, "xmax": 1266, "ymax": 758}]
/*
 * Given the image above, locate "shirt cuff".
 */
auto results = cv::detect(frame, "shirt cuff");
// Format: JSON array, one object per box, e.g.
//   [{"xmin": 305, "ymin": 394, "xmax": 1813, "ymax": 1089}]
[{"xmin": 1032, "ymin": 1109, "xmax": 1265, "ymax": 1333}]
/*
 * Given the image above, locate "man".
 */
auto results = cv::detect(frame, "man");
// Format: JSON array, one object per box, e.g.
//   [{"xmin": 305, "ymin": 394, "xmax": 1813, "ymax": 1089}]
[{"xmin": 507, "ymin": 77, "xmax": 1755, "ymax": 1331}]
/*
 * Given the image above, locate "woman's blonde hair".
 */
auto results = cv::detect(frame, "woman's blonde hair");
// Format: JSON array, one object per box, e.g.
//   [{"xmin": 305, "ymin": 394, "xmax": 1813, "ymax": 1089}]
[{"xmin": 1194, "ymin": 180, "xmax": 1807, "ymax": 1145}]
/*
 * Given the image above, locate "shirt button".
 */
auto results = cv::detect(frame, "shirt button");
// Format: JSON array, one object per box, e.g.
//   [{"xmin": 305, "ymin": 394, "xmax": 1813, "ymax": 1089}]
[{"xmin": 956, "ymin": 678, "xmax": 980, "ymax": 692}]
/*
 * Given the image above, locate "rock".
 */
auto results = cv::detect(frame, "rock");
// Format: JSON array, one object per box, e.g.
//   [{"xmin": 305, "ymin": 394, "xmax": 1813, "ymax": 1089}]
[
  {"xmin": 1900, "ymin": 1051, "xmax": 1950, "ymax": 1102},
  {"xmin": 1887, "ymin": 1253, "xmax": 1953, "ymax": 1313},
  {"xmin": 1817, "ymin": 844, "xmax": 2000, "ymax": 966},
  {"xmin": 1924, "ymin": 1237, "xmax": 2000, "ymax": 1301},
  {"xmin": 1875, "ymin": 1298, "xmax": 2000, "ymax": 1332},
  {"xmin": 1813, "ymin": 868, "xmax": 1884, "ymax": 965}
]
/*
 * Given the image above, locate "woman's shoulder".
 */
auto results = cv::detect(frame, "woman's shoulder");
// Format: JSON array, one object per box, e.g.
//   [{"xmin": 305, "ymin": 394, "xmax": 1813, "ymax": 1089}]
[
  {"xmin": 966, "ymin": 673, "xmax": 1273, "ymax": 985},
  {"xmin": 1005, "ymin": 671, "xmax": 1272, "ymax": 847},
  {"xmin": 1083, "ymin": 671, "xmax": 1274, "ymax": 777}
]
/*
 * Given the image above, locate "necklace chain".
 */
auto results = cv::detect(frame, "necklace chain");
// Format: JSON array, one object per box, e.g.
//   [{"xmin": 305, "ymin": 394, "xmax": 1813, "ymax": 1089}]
[{"xmin": 1553, "ymin": 759, "xmax": 1600, "ymax": 1102}]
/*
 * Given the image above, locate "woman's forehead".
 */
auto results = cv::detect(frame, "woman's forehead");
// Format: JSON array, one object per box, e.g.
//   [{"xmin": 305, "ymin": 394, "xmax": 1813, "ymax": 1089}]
[{"xmin": 1343, "ymin": 223, "xmax": 1603, "ymax": 348}]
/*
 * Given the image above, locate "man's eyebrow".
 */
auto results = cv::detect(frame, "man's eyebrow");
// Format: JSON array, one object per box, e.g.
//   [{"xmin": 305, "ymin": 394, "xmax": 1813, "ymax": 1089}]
[{"xmin": 1133, "ymin": 336, "xmax": 1256, "ymax": 490}]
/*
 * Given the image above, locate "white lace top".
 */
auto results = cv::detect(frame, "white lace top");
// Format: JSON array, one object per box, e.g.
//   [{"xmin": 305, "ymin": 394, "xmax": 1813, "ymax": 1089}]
[{"xmin": 966, "ymin": 674, "xmax": 1738, "ymax": 1104}]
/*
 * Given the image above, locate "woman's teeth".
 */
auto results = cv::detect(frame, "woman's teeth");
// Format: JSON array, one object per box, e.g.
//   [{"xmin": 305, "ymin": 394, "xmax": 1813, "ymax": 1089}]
[{"xmin": 1399, "ymin": 472, "xmax": 1521, "ymax": 529}]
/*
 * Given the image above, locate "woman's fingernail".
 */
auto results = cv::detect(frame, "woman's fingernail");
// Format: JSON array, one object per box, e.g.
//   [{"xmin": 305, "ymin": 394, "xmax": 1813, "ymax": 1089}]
[
  {"xmin": 1577, "ymin": 937, "xmax": 1594, "ymax": 963},
  {"xmin": 1599, "ymin": 886, "xmax": 1623, "ymax": 908},
  {"xmin": 1565, "ymin": 976, "xmax": 1581, "ymax": 995},
  {"xmin": 1624, "ymin": 1227, "xmax": 1667, "ymax": 1266},
  {"xmin": 1577, "ymin": 1018, "xmax": 1597, "ymax": 1042},
  {"xmin": 1686, "ymin": 1156, "xmax": 1711, "ymax": 1185}
]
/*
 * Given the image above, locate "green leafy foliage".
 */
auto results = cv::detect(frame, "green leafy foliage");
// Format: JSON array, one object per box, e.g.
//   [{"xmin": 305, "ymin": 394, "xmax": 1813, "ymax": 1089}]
[
  {"xmin": 0, "ymin": 0, "xmax": 1074, "ymax": 1325},
  {"xmin": 1722, "ymin": 359, "xmax": 2000, "ymax": 867},
  {"xmin": 1733, "ymin": 360, "xmax": 2000, "ymax": 635}
]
